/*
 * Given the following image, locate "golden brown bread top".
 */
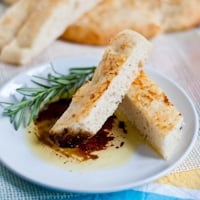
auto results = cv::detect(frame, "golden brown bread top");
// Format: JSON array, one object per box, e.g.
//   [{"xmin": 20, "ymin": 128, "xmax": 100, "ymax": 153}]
[
  {"xmin": 128, "ymin": 70, "xmax": 182, "ymax": 136},
  {"xmin": 72, "ymin": 30, "xmax": 142, "ymax": 118}
]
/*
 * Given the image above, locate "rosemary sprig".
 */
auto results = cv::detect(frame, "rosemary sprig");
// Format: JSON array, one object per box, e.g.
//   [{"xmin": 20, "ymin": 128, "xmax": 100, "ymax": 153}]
[{"xmin": 0, "ymin": 66, "xmax": 96, "ymax": 130}]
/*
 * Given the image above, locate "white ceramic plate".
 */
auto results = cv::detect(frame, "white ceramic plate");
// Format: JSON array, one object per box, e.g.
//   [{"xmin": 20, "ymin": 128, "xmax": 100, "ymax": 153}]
[{"xmin": 0, "ymin": 56, "xmax": 199, "ymax": 193}]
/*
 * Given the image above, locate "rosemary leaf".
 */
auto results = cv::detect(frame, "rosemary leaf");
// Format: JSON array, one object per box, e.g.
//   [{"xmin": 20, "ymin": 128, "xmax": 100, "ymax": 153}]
[
  {"xmin": 16, "ymin": 88, "xmax": 45, "ymax": 96},
  {"xmin": 15, "ymin": 107, "xmax": 26, "ymax": 130},
  {"xmin": 0, "ymin": 66, "xmax": 96, "ymax": 130},
  {"xmin": 31, "ymin": 80, "xmax": 51, "ymax": 88}
]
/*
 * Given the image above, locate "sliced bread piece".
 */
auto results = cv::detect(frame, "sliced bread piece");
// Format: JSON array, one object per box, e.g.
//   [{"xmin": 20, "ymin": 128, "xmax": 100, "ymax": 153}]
[
  {"xmin": 0, "ymin": 0, "xmax": 100, "ymax": 65},
  {"xmin": 0, "ymin": 0, "xmax": 38, "ymax": 51},
  {"xmin": 50, "ymin": 29, "xmax": 152, "ymax": 147},
  {"xmin": 119, "ymin": 70, "xmax": 183, "ymax": 159}
]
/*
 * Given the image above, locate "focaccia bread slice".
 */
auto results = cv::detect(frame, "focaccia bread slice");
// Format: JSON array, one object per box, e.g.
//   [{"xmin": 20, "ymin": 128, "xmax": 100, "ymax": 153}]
[
  {"xmin": 50, "ymin": 29, "xmax": 152, "ymax": 147},
  {"xmin": 119, "ymin": 70, "xmax": 183, "ymax": 159},
  {"xmin": 61, "ymin": 0, "xmax": 161, "ymax": 45},
  {"xmin": 0, "ymin": 0, "xmax": 100, "ymax": 65},
  {"xmin": 0, "ymin": 0, "xmax": 38, "ymax": 51}
]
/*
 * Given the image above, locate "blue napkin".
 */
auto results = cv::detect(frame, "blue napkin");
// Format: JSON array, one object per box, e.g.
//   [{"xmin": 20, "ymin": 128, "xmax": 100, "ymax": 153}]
[{"xmin": 70, "ymin": 190, "xmax": 188, "ymax": 200}]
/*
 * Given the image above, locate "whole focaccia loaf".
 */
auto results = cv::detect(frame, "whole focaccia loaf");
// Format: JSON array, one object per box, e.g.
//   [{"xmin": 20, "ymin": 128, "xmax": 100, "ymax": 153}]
[
  {"xmin": 61, "ymin": 0, "xmax": 162, "ymax": 45},
  {"xmin": 61, "ymin": 0, "xmax": 200, "ymax": 45}
]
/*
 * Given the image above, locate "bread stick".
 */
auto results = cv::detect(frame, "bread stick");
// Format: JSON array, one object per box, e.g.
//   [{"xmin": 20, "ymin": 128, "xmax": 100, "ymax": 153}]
[
  {"xmin": 50, "ymin": 30, "xmax": 152, "ymax": 147},
  {"xmin": 119, "ymin": 70, "xmax": 183, "ymax": 159}
]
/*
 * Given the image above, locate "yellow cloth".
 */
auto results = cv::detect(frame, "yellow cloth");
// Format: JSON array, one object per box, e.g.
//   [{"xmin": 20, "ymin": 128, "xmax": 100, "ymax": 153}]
[{"xmin": 158, "ymin": 169, "xmax": 200, "ymax": 190}]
